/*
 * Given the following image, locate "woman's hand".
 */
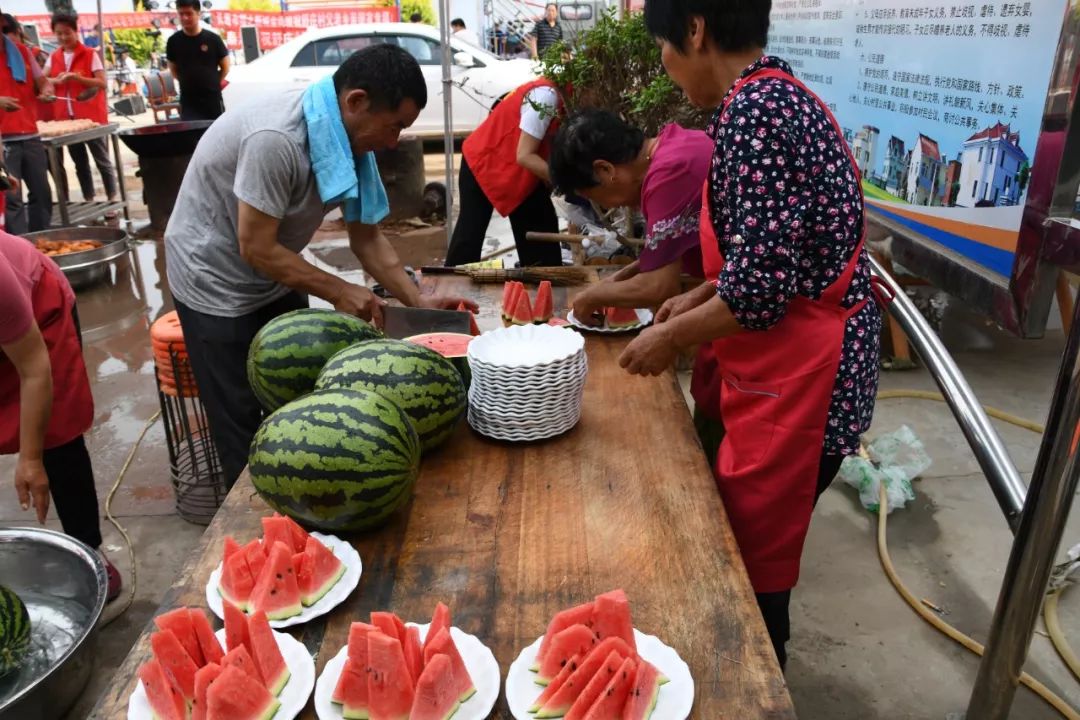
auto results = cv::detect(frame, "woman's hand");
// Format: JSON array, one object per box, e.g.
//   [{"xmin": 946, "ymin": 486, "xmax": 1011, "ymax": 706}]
[
  {"xmin": 0, "ymin": 96, "xmax": 21, "ymax": 112},
  {"xmin": 14, "ymin": 457, "xmax": 50, "ymax": 524},
  {"xmin": 570, "ymin": 289, "xmax": 605, "ymax": 326},
  {"xmin": 655, "ymin": 283, "xmax": 714, "ymax": 324},
  {"xmin": 618, "ymin": 324, "xmax": 678, "ymax": 377}
]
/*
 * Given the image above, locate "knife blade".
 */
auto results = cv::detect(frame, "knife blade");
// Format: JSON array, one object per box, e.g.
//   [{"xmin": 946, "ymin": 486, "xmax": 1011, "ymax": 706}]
[{"xmin": 382, "ymin": 305, "xmax": 472, "ymax": 340}]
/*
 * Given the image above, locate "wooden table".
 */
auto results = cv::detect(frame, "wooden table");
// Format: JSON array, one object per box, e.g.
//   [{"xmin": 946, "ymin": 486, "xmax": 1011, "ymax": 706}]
[{"xmin": 90, "ymin": 276, "xmax": 796, "ymax": 719}]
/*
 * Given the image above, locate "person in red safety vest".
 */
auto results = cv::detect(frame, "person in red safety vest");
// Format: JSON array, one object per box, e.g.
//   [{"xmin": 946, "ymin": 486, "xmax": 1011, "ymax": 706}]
[
  {"xmin": 443, "ymin": 77, "xmax": 566, "ymax": 268},
  {"xmin": 623, "ymin": 0, "xmax": 882, "ymax": 671},
  {"xmin": 44, "ymin": 13, "xmax": 119, "ymax": 206}
]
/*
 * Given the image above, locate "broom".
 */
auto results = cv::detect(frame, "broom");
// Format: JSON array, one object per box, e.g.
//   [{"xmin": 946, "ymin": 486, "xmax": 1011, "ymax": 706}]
[{"xmin": 455, "ymin": 266, "xmax": 594, "ymax": 286}]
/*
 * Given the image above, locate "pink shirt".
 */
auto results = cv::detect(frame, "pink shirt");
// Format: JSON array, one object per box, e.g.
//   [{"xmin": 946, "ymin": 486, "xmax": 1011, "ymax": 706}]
[
  {"xmin": 0, "ymin": 231, "xmax": 71, "ymax": 345},
  {"xmin": 638, "ymin": 124, "xmax": 712, "ymax": 278}
]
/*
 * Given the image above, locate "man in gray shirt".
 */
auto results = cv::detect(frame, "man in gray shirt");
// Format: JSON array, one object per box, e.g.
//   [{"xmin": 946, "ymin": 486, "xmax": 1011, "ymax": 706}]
[{"xmin": 166, "ymin": 44, "xmax": 473, "ymax": 486}]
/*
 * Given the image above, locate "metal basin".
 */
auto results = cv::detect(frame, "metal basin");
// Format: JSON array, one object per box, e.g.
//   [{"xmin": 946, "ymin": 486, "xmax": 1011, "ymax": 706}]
[
  {"xmin": 24, "ymin": 227, "xmax": 130, "ymax": 291},
  {"xmin": 117, "ymin": 120, "xmax": 213, "ymax": 158},
  {"xmin": 0, "ymin": 528, "xmax": 107, "ymax": 720}
]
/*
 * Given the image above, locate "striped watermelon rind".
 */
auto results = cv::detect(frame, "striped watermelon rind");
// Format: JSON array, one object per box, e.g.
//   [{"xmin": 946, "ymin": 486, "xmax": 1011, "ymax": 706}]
[
  {"xmin": 249, "ymin": 388, "xmax": 421, "ymax": 532},
  {"xmin": 315, "ymin": 339, "xmax": 466, "ymax": 454},
  {"xmin": 0, "ymin": 585, "xmax": 30, "ymax": 677},
  {"xmin": 247, "ymin": 309, "xmax": 383, "ymax": 412}
]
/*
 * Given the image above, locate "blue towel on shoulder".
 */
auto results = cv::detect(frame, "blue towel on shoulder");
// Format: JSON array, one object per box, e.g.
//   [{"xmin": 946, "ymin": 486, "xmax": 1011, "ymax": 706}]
[
  {"xmin": 4, "ymin": 37, "xmax": 25, "ymax": 84},
  {"xmin": 302, "ymin": 75, "xmax": 389, "ymax": 225}
]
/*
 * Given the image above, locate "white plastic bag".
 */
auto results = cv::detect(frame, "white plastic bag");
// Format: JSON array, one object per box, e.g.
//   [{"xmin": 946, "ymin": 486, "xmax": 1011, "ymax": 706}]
[{"xmin": 840, "ymin": 425, "xmax": 929, "ymax": 514}]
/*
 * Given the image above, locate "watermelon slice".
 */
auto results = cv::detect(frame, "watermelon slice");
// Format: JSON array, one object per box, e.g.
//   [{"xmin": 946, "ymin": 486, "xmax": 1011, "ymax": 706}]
[
  {"xmin": 223, "ymin": 600, "xmax": 250, "ymax": 655},
  {"xmin": 150, "ymin": 630, "xmax": 200, "ymax": 706},
  {"xmin": 249, "ymin": 541, "xmax": 302, "ymax": 620},
  {"xmin": 206, "ymin": 664, "xmax": 280, "ymax": 720},
  {"xmin": 243, "ymin": 539, "xmax": 267, "ymax": 582},
  {"xmin": 192, "ymin": 663, "xmax": 223, "ymax": 720},
  {"xmin": 620, "ymin": 660, "xmax": 668, "ymax": 720},
  {"xmin": 582, "ymin": 656, "xmax": 637, "ymax": 720},
  {"xmin": 403, "ymin": 625, "xmax": 424, "ymax": 687},
  {"xmin": 410, "ymin": 653, "xmax": 460, "ymax": 720},
  {"xmin": 298, "ymin": 535, "xmax": 345, "ymax": 606},
  {"xmin": 457, "ymin": 301, "xmax": 482, "ymax": 336},
  {"xmin": 333, "ymin": 658, "xmax": 371, "ymax": 719},
  {"xmin": 537, "ymin": 624, "xmax": 598, "ymax": 685},
  {"xmin": 425, "ymin": 602, "xmax": 451, "ymax": 656},
  {"xmin": 404, "ymin": 333, "xmax": 473, "ymax": 390},
  {"xmin": 261, "ymin": 516, "xmax": 295, "ymax": 557},
  {"xmin": 247, "ymin": 610, "xmax": 291, "ymax": 696},
  {"xmin": 190, "ymin": 608, "xmax": 226, "ymax": 666},
  {"xmin": 510, "ymin": 285, "xmax": 534, "ymax": 326},
  {"xmin": 534, "ymin": 637, "xmax": 633, "ymax": 718},
  {"xmin": 219, "ymin": 551, "xmax": 255, "ymax": 611},
  {"xmin": 370, "ymin": 611, "xmax": 402, "ymax": 643},
  {"xmin": 223, "ymin": 535, "xmax": 243, "ymax": 562},
  {"xmin": 501, "ymin": 281, "xmax": 518, "ymax": 320},
  {"xmin": 221, "ymin": 644, "xmax": 265, "ymax": 686},
  {"xmin": 533, "ymin": 601, "xmax": 595, "ymax": 670},
  {"xmin": 563, "ymin": 650, "xmax": 626, "ymax": 720},
  {"xmin": 605, "ymin": 306, "xmax": 640, "ymax": 329},
  {"xmin": 154, "ymin": 607, "xmax": 204, "ymax": 667},
  {"xmin": 367, "ymin": 631, "xmax": 414, "ymax": 720},
  {"xmin": 593, "ymin": 589, "xmax": 636, "ymax": 653},
  {"xmin": 138, "ymin": 659, "xmax": 187, "ymax": 720},
  {"xmin": 348, "ymin": 621, "xmax": 377, "ymax": 661},
  {"xmin": 534, "ymin": 280, "xmax": 554, "ymax": 323},
  {"xmin": 279, "ymin": 513, "xmax": 311, "ymax": 552},
  {"xmin": 292, "ymin": 552, "xmax": 306, "ymax": 581},
  {"xmin": 530, "ymin": 651, "xmax": 581, "ymax": 713},
  {"xmin": 422, "ymin": 627, "xmax": 476, "ymax": 702}
]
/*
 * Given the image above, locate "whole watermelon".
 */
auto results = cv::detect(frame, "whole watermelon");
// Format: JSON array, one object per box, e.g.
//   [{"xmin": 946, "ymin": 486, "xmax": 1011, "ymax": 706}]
[
  {"xmin": 316, "ymin": 339, "xmax": 467, "ymax": 454},
  {"xmin": 0, "ymin": 584, "xmax": 30, "ymax": 677},
  {"xmin": 247, "ymin": 309, "xmax": 382, "ymax": 412},
  {"xmin": 249, "ymin": 388, "xmax": 421, "ymax": 532}
]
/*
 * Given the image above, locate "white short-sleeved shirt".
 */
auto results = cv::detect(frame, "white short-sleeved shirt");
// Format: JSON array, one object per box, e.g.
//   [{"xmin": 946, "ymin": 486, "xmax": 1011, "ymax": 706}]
[{"xmin": 518, "ymin": 85, "xmax": 558, "ymax": 140}]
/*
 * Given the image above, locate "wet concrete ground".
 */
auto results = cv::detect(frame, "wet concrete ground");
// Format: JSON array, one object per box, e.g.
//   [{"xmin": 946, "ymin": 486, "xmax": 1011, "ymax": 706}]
[{"xmin": 2, "ymin": 140, "xmax": 1080, "ymax": 718}]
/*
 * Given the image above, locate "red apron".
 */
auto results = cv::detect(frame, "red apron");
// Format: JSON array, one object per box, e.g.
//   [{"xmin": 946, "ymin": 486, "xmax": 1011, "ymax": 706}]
[
  {"xmin": 698, "ymin": 68, "xmax": 869, "ymax": 594},
  {"xmin": 0, "ymin": 265, "xmax": 94, "ymax": 454}
]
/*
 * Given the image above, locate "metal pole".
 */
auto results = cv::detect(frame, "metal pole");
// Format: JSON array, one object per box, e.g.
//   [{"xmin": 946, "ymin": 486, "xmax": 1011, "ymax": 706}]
[
  {"xmin": 871, "ymin": 256, "xmax": 1028, "ymax": 527},
  {"xmin": 438, "ymin": 0, "xmax": 456, "ymax": 245},
  {"xmin": 965, "ymin": 288, "xmax": 1080, "ymax": 718}
]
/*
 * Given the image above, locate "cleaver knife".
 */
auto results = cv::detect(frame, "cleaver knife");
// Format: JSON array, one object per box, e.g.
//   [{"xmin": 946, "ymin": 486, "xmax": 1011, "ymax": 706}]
[{"xmin": 382, "ymin": 304, "xmax": 473, "ymax": 339}]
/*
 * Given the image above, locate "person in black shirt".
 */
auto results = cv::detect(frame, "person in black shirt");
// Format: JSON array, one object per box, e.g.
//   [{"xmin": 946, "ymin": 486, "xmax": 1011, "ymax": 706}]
[
  {"xmin": 166, "ymin": 0, "xmax": 229, "ymax": 121},
  {"xmin": 529, "ymin": 3, "xmax": 563, "ymax": 59}
]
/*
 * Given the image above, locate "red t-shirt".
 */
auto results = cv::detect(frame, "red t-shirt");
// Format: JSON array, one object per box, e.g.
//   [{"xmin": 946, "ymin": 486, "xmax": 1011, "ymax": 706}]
[{"xmin": 0, "ymin": 231, "xmax": 71, "ymax": 345}]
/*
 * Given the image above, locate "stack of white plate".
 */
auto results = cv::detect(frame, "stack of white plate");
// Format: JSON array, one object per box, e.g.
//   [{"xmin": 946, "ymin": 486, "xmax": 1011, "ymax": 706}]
[{"xmin": 466, "ymin": 324, "xmax": 588, "ymax": 442}]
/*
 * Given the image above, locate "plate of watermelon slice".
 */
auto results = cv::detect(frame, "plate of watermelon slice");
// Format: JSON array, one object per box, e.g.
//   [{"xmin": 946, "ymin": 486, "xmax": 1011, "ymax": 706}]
[
  {"xmin": 505, "ymin": 589, "xmax": 694, "ymax": 720},
  {"xmin": 128, "ymin": 606, "xmax": 316, "ymax": 720},
  {"xmin": 313, "ymin": 603, "xmax": 500, "ymax": 720},
  {"xmin": 566, "ymin": 307, "xmax": 653, "ymax": 333},
  {"xmin": 205, "ymin": 514, "xmax": 362, "ymax": 629}
]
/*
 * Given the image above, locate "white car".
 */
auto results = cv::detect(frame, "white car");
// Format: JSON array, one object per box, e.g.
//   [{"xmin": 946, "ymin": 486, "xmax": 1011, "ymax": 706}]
[{"xmin": 223, "ymin": 23, "xmax": 539, "ymax": 137}]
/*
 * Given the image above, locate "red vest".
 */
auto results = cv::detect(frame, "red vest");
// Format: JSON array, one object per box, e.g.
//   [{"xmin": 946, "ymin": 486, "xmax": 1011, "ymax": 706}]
[
  {"xmin": 0, "ymin": 43, "xmax": 40, "ymax": 136},
  {"xmin": 462, "ymin": 78, "xmax": 562, "ymax": 216},
  {"xmin": 47, "ymin": 43, "xmax": 108, "ymax": 124}
]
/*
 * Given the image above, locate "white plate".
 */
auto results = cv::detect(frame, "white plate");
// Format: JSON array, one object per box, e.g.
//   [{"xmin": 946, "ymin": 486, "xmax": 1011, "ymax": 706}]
[
  {"xmin": 567, "ymin": 308, "xmax": 653, "ymax": 333},
  {"xmin": 468, "ymin": 409, "xmax": 581, "ymax": 441},
  {"xmin": 314, "ymin": 624, "xmax": 500, "ymax": 720},
  {"xmin": 128, "ymin": 627, "xmax": 316, "ymax": 720},
  {"xmin": 468, "ymin": 324, "xmax": 585, "ymax": 368},
  {"xmin": 206, "ymin": 532, "xmax": 362, "ymax": 629},
  {"xmin": 468, "ymin": 382, "xmax": 587, "ymax": 410},
  {"xmin": 505, "ymin": 628, "xmax": 694, "ymax": 720}
]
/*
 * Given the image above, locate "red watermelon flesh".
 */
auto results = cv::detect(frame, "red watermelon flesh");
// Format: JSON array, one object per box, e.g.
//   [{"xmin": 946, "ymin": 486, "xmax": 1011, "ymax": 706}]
[
  {"xmin": 261, "ymin": 516, "xmax": 295, "ymax": 557},
  {"xmin": 138, "ymin": 659, "xmax": 187, "ymax": 720},
  {"xmin": 370, "ymin": 611, "xmax": 402, "ymax": 643},
  {"xmin": 190, "ymin": 608, "xmax": 226, "ymax": 666},
  {"xmin": 403, "ymin": 625, "xmax": 424, "ymax": 687},
  {"xmin": 425, "ymin": 602, "xmax": 451, "ymax": 656},
  {"xmin": 593, "ymin": 590, "xmax": 636, "ymax": 653},
  {"xmin": 298, "ymin": 535, "xmax": 345, "ymax": 606},
  {"xmin": 249, "ymin": 541, "xmax": 302, "ymax": 620},
  {"xmin": 410, "ymin": 653, "xmax": 460, "ymax": 720},
  {"xmin": 332, "ymin": 657, "xmax": 370, "ymax": 718},
  {"xmin": 155, "ymin": 607, "xmax": 204, "ymax": 667},
  {"xmin": 247, "ymin": 610, "xmax": 291, "ymax": 696},
  {"xmin": 406, "ymin": 332, "xmax": 473, "ymax": 358},
  {"xmin": 292, "ymin": 552, "xmax": 305, "ymax": 581},
  {"xmin": 620, "ymin": 660, "xmax": 667, "ymax": 720},
  {"xmin": 530, "ymin": 651, "xmax": 581, "ymax": 713},
  {"xmin": 243, "ymin": 539, "xmax": 267, "ymax": 582},
  {"xmin": 563, "ymin": 650, "xmax": 626, "ymax": 720},
  {"xmin": 605, "ymin": 306, "xmax": 640, "ymax": 329},
  {"xmin": 219, "ymin": 551, "xmax": 255, "ymax": 611},
  {"xmin": 457, "ymin": 301, "xmax": 482, "ymax": 336},
  {"xmin": 192, "ymin": 663, "xmax": 223, "ymax": 720},
  {"xmin": 501, "ymin": 281, "xmax": 516, "ymax": 318},
  {"xmin": 348, "ymin": 621, "xmax": 377, "ymax": 662},
  {"xmin": 367, "ymin": 631, "xmax": 414, "ymax": 720},
  {"xmin": 534, "ymin": 601, "xmax": 595, "ymax": 669},
  {"xmin": 223, "ymin": 600, "xmax": 250, "ymax": 655},
  {"xmin": 279, "ymin": 513, "xmax": 311, "ymax": 552},
  {"xmin": 223, "ymin": 535, "xmax": 242, "ymax": 562},
  {"xmin": 422, "ymin": 627, "xmax": 475, "ymax": 702},
  {"xmin": 151, "ymin": 630, "xmax": 200, "ymax": 705},
  {"xmin": 534, "ymin": 637, "xmax": 633, "ymax": 718},
  {"xmin": 222, "ymin": 644, "xmax": 265, "ymax": 686},
  {"xmin": 510, "ymin": 285, "xmax": 534, "ymax": 325},
  {"xmin": 582, "ymin": 656, "xmax": 637, "ymax": 720},
  {"xmin": 206, "ymin": 664, "xmax": 280, "ymax": 720},
  {"xmin": 537, "ymin": 623, "xmax": 598, "ymax": 685},
  {"xmin": 534, "ymin": 280, "xmax": 554, "ymax": 323}
]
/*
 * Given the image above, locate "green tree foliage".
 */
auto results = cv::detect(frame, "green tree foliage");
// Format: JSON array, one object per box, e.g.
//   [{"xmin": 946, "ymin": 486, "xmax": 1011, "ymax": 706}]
[
  {"xmin": 109, "ymin": 28, "xmax": 163, "ymax": 66},
  {"xmin": 401, "ymin": 0, "xmax": 436, "ymax": 25}
]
